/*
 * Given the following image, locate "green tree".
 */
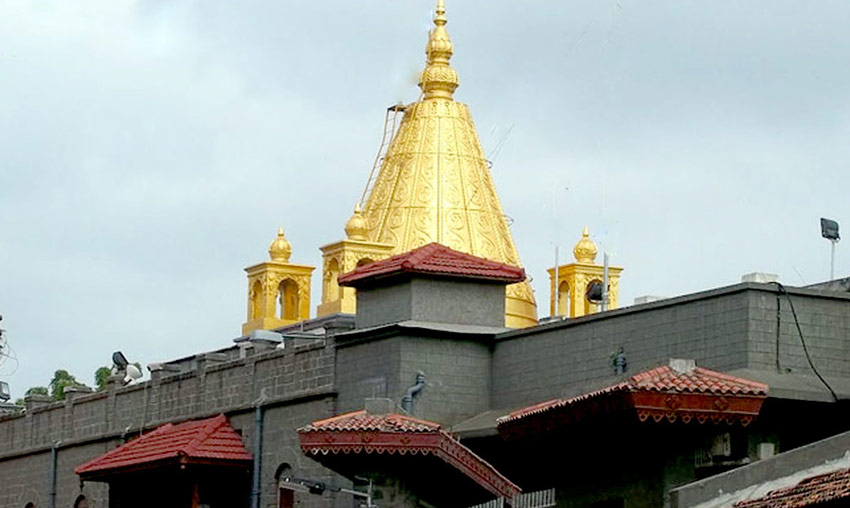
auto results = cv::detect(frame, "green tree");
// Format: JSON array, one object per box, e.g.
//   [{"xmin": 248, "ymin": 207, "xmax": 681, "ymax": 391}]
[
  {"xmin": 49, "ymin": 370, "xmax": 85, "ymax": 401},
  {"xmin": 94, "ymin": 366, "xmax": 111, "ymax": 391}
]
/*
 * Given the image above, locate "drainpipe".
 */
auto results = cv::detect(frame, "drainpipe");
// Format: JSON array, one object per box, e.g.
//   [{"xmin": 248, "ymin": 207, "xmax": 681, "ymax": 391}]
[
  {"xmin": 401, "ymin": 373, "xmax": 426, "ymax": 414},
  {"xmin": 49, "ymin": 440, "xmax": 61, "ymax": 508},
  {"xmin": 250, "ymin": 392, "xmax": 267, "ymax": 508}
]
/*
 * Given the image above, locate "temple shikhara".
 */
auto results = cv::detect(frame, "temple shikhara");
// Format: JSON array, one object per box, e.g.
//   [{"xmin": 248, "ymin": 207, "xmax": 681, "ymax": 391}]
[{"xmin": 2, "ymin": 3, "xmax": 850, "ymax": 508}]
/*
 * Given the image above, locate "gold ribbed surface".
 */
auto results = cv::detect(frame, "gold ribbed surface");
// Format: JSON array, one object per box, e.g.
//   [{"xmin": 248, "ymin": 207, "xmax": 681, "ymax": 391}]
[{"xmin": 362, "ymin": 99, "xmax": 537, "ymax": 327}]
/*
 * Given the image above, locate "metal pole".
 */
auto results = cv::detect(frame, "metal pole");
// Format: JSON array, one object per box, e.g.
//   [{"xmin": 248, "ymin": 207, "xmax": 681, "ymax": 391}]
[
  {"xmin": 250, "ymin": 404, "xmax": 264, "ymax": 508},
  {"xmin": 831, "ymin": 240, "xmax": 836, "ymax": 280},
  {"xmin": 601, "ymin": 253, "xmax": 609, "ymax": 312},
  {"xmin": 554, "ymin": 246, "xmax": 559, "ymax": 317},
  {"xmin": 49, "ymin": 441, "xmax": 61, "ymax": 508}
]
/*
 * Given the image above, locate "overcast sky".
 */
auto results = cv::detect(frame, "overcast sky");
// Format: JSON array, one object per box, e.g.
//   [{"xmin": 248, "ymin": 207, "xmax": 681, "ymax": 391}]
[{"xmin": 1, "ymin": 1, "xmax": 848, "ymax": 398}]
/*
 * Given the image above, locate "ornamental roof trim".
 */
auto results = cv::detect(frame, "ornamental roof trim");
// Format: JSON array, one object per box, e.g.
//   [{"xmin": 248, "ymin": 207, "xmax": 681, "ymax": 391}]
[
  {"xmin": 338, "ymin": 243, "xmax": 526, "ymax": 286},
  {"xmin": 498, "ymin": 364, "xmax": 769, "ymax": 426},
  {"xmin": 298, "ymin": 410, "xmax": 521, "ymax": 500}
]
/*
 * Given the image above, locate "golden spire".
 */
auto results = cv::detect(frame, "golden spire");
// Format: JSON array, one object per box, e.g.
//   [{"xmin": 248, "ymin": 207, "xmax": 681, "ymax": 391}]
[
  {"xmin": 344, "ymin": 204, "xmax": 369, "ymax": 241},
  {"xmin": 353, "ymin": 0, "xmax": 539, "ymax": 327},
  {"xmin": 268, "ymin": 227, "xmax": 292, "ymax": 262},
  {"xmin": 419, "ymin": 0, "xmax": 459, "ymax": 100},
  {"xmin": 573, "ymin": 227, "xmax": 598, "ymax": 264}
]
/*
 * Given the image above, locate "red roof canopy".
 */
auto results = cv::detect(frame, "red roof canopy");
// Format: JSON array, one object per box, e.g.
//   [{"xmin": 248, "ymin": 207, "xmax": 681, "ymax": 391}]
[
  {"xmin": 734, "ymin": 468, "xmax": 850, "ymax": 508},
  {"xmin": 299, "ymin": 410, "xmax": 520, "ymax": 500},
  {"xmin": 338, "ymin": 243, "xmax": 526, "ymax": 287},
  {"xmin": 498, "ymin": 363, "xmax": 768, "ymax": 439},
  {"xmin": 76, "ymin": 414, "xmax": 252, "ymax": 479}
]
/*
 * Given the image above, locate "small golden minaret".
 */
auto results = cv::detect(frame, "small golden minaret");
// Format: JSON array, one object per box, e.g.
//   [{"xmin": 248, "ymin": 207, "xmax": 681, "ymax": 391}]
[
  {"xmin": 320, "ymin": 0, "xmax": 538, "ymax": 327},
  {"xmin": 317, "ymin": 205, "xmax": 394, "ymax": 316},
  {"xmin": 242, "ymin": 228, "xmax": 315, "ymax": 335},
  {"xmin": 547, "ymin": 227, "xmax": 624, "ymax": 318}
]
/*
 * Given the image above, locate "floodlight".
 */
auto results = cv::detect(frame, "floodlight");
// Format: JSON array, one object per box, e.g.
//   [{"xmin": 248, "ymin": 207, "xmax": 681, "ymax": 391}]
[
  {"xmin": 124, "ymin": 364, "xmax": 143, "ymax": 385},
  {"xmin": 0, "ymin": 381, "xmax": 10, "ymax": 402},
  {"xmin": 112, "ymin": 351, "xmax": 129, "ymax": 369},
  {"xmin": 821, "ymin": 218, "xmax": 840, "ymax": 241},
  {"xmin": 820, "ymin": 218, "xmax": 841, "ymax": 280}
]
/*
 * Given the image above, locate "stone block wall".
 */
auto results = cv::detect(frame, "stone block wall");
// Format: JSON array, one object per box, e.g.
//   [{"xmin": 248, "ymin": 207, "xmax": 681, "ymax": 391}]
[
  {"xmin": 746, "ymin": 288, "xmax": 850, "ymax": 376},
  {"xmin": 0, "ymin": 341, "xmax": 338, "ymax": 508},
  {"xmin": 491, "ymin": 284, "xmax": 850, "ymax": 411}
]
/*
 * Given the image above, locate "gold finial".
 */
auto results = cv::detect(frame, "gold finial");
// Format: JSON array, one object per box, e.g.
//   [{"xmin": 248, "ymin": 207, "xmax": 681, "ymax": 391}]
[
  {"xmin": 344, "ymin": 204, "xmax": 369, "ymax": 241},
  {"xmin": 269, "ymin": 227, "xmax": 292, "ymax": 262},
  {"xmin": 419, "ymin": 0, "xmax": 459, "ymax": 100},
  {"xmin": 573, "ymin": 226, "xmax": 598, "ymax": 264}
]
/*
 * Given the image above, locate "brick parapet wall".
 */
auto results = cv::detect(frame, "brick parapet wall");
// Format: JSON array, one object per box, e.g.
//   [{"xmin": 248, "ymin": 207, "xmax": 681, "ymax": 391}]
[{"xmin": 0, "ymin": 340, "xmax": 335, "ymax": 459}]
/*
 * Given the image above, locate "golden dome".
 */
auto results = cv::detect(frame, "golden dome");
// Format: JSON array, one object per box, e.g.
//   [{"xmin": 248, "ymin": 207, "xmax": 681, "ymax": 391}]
[
  {"xmin": 418, "ymin": 0, "xmax": 459, "ymax": 100},
  {"xmin": 345, "ymin": 204, "xmax": 368, "ymax": 241},
  {"xmin": 573, "ymin": 227, "xmax": 598, "ymax": 264},
  {"xmin": 268, "ymin": 227, "xmax": 292, "ymax": 262}
]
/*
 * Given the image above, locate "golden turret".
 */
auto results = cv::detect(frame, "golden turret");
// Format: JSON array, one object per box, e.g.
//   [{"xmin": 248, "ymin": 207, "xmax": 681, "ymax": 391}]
[
  {"xmin": 242, "ymin": 228, "xmax": 315, "ymax": 335},
  {"xmin": 319, "ymin": 0, "xmax": 539, "ymax": 327},
  {"xmin": 548, "ymin": 228, "xmax": 623, "ymax": 319}
]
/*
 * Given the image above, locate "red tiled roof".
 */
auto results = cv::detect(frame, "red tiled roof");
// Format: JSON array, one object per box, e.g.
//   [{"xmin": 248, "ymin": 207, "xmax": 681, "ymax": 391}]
[
  {"xmin": 299, "ymin": 410, "xmax": 521, "ymax": 500},
  {"xmin": 735, "ymin": 468, "xmax": 850, "ymax": 508},
  {"xmin": 301, "ymin": 410, "xmax": 442, "ymax": 433},
  {"xmin": 75, "ymin": 414, "xmax": 251, "ymax": 478},
  {"xmin": 497, "ymin": 364, "xmax": 768, "ymax": 436},
  {"xmin": 338, "ymin": 243, "xmax": 525, "ymax": 286}
]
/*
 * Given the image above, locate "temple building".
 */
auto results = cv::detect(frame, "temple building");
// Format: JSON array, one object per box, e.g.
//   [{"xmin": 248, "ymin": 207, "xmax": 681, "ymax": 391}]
[
  {"xmin": 269, "ymin": 0, "xmax": 539, "ymax": 329},
  {"xmin": 2, "ymin": 3, "xmax": 850, "ymax": 508}
]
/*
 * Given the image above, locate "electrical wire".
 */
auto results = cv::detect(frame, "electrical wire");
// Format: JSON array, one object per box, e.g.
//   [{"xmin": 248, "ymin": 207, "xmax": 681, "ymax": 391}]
[{"xmin": 774, "ymin": 282, "xmax": 840, "ymax": 402}]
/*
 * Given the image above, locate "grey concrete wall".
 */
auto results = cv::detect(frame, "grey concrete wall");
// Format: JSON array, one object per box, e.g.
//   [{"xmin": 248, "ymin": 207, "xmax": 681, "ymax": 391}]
[
  {"xmin": 492, "ymin": 282, "xmax": 850, "ymax": 411},
  {"xmin": 397, "ymin": 336, "xmax": 492, "ymax": 425},
  {"xmin": 492, "ymin": 288, "xmax": 752, "ymax": 410},
  {"xmin": 409, "ymin": 278, "xmax": 505, "ymax": 327},
  {"xmin": 335, "ymin": 337, "xmax": 403, "ymax": 415},
  {"xmin": 745, "ymin": 288, "xmax": 850, "ymax": 376},
  {"xmin": 336, "ymin": 334, "xmax": 491, "ymax": 426},
  {"xmin": 355, "ymin": 278, "xmax": 506, "ymax": 329},
  {"xmin": 356, "ymin": 281, "xmax": 413, "ymax": 328}
]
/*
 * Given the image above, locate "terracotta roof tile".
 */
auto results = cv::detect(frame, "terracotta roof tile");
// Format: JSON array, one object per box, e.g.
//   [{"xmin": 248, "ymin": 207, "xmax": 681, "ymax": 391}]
[
  {"xmin": 338, "ymin": 243, "xmax": 525, "ymax": 286},
  {"xmin": 735, "ymin": 468, "xmax": 850, "ymax": 508},
  {"xmin": 75, "ymin": 414, "xmax": 251, "ymax": 476},
  {"xmin": 300, "ymin": 410, "xmax": 442, "ymax": 433}
]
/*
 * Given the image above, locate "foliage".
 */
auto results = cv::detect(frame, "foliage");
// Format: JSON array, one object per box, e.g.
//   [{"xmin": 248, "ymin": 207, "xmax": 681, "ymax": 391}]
[
  {"xmin": 14, "ymin": 386, "xmax": 49, "ymax": 406},
  {"xmin": 48, "ymin": 370, "xmax": 85, "ymax": 401},
  {"xmin": 94, "ymin": 367, "xmax": 111, "ymax": 391}
]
